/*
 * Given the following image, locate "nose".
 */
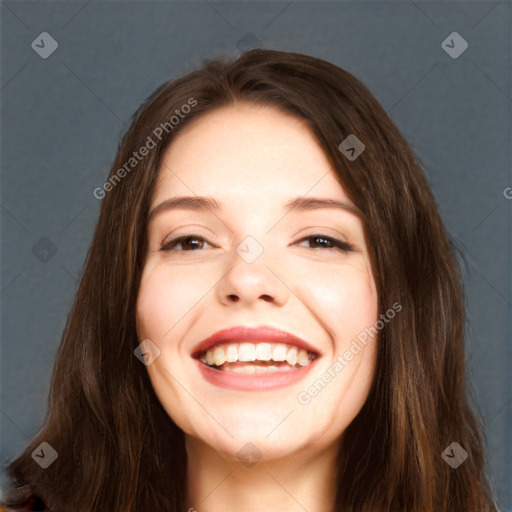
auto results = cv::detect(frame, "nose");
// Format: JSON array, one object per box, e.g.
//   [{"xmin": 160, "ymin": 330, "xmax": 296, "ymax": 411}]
[
  {"xmin": 215, "ymin": 247, "xmax": 289, "ymax": 307},
  {"xmin": 227, "ymin": 293, "xmax": 274, "ymax": 303}
]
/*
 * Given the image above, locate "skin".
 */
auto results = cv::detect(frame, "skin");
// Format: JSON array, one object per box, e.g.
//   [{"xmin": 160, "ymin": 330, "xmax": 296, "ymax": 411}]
[{"xmin": 136, "ymin": 102, "xmax": 379, "ymax": 512}]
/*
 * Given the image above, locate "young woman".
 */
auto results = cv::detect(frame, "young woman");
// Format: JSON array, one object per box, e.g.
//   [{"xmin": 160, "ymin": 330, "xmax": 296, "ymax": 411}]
[{"xmin": 0, "ymin": 49, "xmax": 499, "ymax": 512}]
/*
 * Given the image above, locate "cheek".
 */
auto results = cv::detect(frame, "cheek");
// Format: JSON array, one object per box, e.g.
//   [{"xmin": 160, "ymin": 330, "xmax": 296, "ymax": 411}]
[
  {"xmin": 136, "ymin": 263, "xmax": 207, "ymax": 340},
  {"xmin": 302, "ymin": 263, "xmax": 378, "ymax": 346},
  {"xmin": 136, "ymin": 269, "xmax": 173, "ymax": 340}
]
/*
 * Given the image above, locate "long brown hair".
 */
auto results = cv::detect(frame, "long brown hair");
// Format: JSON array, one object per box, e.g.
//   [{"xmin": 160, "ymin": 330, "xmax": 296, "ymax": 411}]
[{"xmin": 1, "ymin": 49, "xmax": 499, "ymax": 511}]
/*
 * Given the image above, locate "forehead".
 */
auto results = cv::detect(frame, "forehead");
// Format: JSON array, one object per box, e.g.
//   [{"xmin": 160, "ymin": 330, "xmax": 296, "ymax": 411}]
[{"xmin": 152, "ymin": 103, "xmax": 350, "ymax": 204}]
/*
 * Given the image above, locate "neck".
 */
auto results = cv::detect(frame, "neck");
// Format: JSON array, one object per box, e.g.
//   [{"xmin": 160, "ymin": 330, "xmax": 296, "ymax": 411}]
[{"xmin": 185, "ymin": 435, "xmax": 338, "ymax": 512}]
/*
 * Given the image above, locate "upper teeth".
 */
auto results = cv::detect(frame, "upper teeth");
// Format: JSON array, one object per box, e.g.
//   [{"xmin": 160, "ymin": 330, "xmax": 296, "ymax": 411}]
[{"xmin": 199, "ymin": 342, "xmax": 315, "ymax": 367}]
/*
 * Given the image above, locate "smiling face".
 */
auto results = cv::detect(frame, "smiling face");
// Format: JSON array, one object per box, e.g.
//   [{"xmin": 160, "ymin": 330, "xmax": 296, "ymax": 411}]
[{"xmin": 136, "ymin": 102, "xmax": 379, "ymax": 462}]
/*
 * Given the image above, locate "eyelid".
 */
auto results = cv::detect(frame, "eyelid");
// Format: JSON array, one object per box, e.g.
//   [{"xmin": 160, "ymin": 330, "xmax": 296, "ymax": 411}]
[
  {"xmin": 296, "ymin": 234, "xmax": 354, "ymax": 252},
  {"xmin": 293, "ymin": 227, "xmax": 355, "ymax": 250},
  {"xmin": 159, "ymin": 232, "xmax": 354, "ymax": 253},
  {"xmin": 160, "ymin": 228, "xmax": 220, "ymax": 248}
]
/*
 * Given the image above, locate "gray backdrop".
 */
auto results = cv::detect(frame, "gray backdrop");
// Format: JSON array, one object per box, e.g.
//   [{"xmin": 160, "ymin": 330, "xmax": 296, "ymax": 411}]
[{"xmin": 1, "ymin": 0, "xmax": 511, "ymax": 509}]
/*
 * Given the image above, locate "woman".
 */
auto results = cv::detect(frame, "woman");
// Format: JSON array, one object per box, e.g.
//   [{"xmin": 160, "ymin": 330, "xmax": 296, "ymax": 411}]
[{"xmin": 0, "ymin": 49, "xmax": 499, "ymax": 511}]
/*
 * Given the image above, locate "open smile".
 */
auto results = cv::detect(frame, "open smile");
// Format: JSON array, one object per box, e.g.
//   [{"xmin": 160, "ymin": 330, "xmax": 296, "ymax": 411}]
[
  {"xmin": 196, "ymin": 341, "xmax": 317, "ymax": 374},
  {"xmin": 191, "ymin": 325, "xmax": 321, "ymax": 391}
]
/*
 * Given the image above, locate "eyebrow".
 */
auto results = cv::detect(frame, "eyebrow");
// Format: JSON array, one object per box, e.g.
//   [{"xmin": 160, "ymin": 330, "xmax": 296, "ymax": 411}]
[{"xmin": 147, "ymin": 195, "xmax": 362, "ymax": 222}]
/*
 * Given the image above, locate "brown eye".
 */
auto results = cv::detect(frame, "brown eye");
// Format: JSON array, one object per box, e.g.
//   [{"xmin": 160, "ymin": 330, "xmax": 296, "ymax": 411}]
[
  {"xmin": 160, "ymin": 235, "xmax": 214, "ymax": 252},
  {"xmin": 298, "ymin": 235, "xmax": 354, "ymax": 252}
]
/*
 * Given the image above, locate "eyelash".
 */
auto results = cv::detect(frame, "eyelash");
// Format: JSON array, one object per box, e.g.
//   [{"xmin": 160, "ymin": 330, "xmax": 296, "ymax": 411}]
[{"xmin": 159, "ymin": 234, "xmax": 354, "ymax": 253}]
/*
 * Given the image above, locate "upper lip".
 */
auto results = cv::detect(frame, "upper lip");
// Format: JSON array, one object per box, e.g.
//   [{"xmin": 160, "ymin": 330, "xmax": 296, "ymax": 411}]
[{"xmin": 191, "ymin": 325, "xmax": 320, "ymax": 357}]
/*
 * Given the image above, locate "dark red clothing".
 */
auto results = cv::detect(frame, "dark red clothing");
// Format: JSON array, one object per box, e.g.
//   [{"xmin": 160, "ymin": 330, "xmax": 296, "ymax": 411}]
[{"xmin": 1, "ymin": 495, "xmax": 49, "ymax": 511}]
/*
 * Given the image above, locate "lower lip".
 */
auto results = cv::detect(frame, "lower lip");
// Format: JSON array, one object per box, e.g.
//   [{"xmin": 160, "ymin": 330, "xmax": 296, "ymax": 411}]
[{"xmin": 195, "ymin": 358, "xmax": 317, "ymax": 391}]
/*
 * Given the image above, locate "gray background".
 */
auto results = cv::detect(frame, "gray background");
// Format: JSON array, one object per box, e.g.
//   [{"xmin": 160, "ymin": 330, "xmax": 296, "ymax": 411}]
[{"xmin": 1, "ymin": 0, "xmax": 511, "ymax": 509}]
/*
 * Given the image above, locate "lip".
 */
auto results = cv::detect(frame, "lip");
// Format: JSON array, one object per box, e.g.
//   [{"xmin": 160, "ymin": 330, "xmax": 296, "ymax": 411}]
[
  {"xmin": 195, "ymin": 357, "xmax": 318, "ymax": 391},
  {"xmin": 191, "ymin": 325, "xmax": 321, "ymax": 392},
  {"xmin": 191, "ymin": 325, "xmax": 321, "ymax": 357}
]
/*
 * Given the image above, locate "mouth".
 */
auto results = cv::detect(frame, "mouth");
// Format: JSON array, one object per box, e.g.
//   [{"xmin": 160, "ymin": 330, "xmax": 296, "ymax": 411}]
[
  {"xmin": 191, "ymin": 326, "xmax": 321, "ymax": 391},
  {"xmin": 194, "ymin": 341, "xmax": 318, "ymax": 374}
]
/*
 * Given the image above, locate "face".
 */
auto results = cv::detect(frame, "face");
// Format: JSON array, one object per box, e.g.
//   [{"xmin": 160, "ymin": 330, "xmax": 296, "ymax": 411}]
[{"xmin": 136, "ymin": 103, "xmax": 379, "ymax": 463}]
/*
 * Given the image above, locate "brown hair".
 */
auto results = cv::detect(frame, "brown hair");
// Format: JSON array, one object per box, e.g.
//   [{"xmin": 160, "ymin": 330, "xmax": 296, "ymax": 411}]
[{"xmin": 1, "ymin": 49, "xmax": 499, "ymax": 511}]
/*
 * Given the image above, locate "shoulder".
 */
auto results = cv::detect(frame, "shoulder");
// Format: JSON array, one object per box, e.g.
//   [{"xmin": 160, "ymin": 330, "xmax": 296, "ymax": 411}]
[{"xmin": 0, "ymin": 495, "xmax": 50, "ymax": 511}]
